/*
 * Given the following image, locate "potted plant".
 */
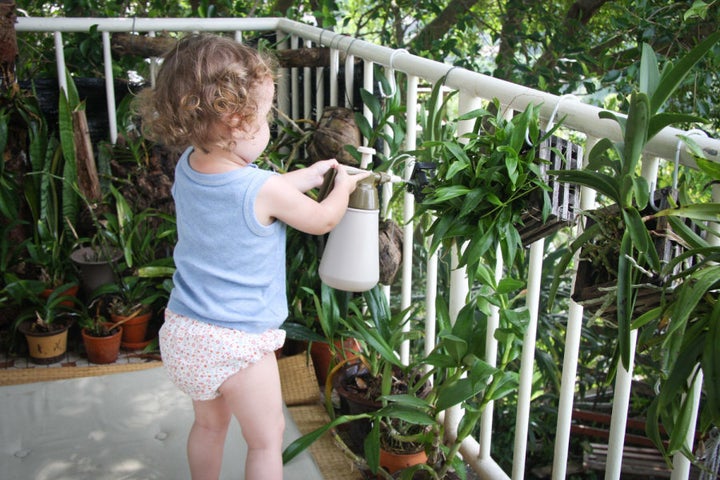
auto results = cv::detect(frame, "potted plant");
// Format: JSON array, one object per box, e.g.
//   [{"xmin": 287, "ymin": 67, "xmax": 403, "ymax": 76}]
[
  {"xmin": 78, "ymin": 300, "xmax": 123, "ymax": 364},
  {"xmin": 283, "ymin": 270, "xmax": 528, "ymax": 479},
  {"xmin": 547, "ymin": 32, "xmax": 720, "ymax": 371},
  {"xmin": 6, "ymin": 275, "xmax": 78, "ymax": 364},
  {"xmin": 414, "ymin": 80, "xmax": 573, "ymax": 280},
  {"xmin": 631, "ymin": 153, "xmax": 720, "ymax": 465}
]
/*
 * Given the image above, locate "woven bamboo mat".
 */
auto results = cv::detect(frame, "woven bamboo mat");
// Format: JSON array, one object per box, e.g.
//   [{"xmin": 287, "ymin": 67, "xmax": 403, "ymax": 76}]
[
  {"xmin": 279, "ymin": 353, "xmax": 364, "ymax": 480},
  {"xmin": 289, "ymin": 404, "xmax": 364, "ymax": 480},
  {"xmin": 278, "ymin": 352, "xmax": 322, "ymax": 407},
  {"xmin": 0, "ymin": 360, "xmax": 162, "ymax": 386}
]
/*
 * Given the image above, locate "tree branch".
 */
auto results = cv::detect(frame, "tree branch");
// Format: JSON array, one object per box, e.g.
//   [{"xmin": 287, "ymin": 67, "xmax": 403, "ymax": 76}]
[{"xmin": 409, "ymin": 0, "xmax": 482, "ymax": 52}]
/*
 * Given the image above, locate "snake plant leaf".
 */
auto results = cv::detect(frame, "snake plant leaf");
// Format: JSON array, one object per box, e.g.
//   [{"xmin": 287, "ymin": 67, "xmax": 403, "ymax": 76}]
[{"xmin": 649, "ymin": 30, "xmax": 720, "ymax": 114}]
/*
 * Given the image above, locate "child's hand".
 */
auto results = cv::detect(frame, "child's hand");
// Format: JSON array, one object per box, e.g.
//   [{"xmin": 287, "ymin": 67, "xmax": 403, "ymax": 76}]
[{"xmin": 333, "ymin": 164, "xmax": 372, "ymax": 194}]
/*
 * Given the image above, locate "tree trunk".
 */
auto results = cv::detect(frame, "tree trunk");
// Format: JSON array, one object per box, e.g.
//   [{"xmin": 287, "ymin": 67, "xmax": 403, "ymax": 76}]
[
  {"xmin": 111, "ymin": 33, "xmax": 341, "ymax": 68},
  {"xmin": 0, "ymin": 0, "xmax": 17, "ymax": 91}
]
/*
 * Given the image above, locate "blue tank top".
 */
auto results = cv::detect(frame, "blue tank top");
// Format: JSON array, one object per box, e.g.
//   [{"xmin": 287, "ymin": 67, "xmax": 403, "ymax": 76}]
[{"xmin": 167, "ymin": 147, "xmax": 288, "ymax": 333}]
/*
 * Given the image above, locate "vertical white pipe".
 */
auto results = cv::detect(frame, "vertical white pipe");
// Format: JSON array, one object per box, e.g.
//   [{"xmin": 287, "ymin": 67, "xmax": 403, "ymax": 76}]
[
  {"xmin": 53, "ymin": 32, "xmax": 67, "ymax": 95},
  {"xmin": 362, "ymin": 59, "xmax": 374, "ymax": 145},
  {"xmin": 606, "ymin": 150, "xmax": 648, "ymax": 480},
  {"xmin": 303, "ymin": 39, "xmax": 312, "ymax": 120},
  {"xmin": 672, "ymin": 183, "xmax": 720, "ymax": 478},
  {"xmin": 148, "ymin": 31, "xmax": 157, "ymax": 88},
  {"xmin": 400, "ymin": 74, "xmax": 418, "ymax": 365},
  {"xmin": 552, "ymin": 137, "xmax": 598, "ymax": 480},
  {"xmin": 606, "ymin": 156, "xmax": 661, "ymax": 479},
  {"xmin": 315, "ymin": 62, "xmax": 324, "ymax": 121},
  {"xmin": 276, "ymin": 29, "xmax": 290, "ymax": 124},
  {"xmin": 671, "ymin": 370, "xmax": 703, "ymax": 479},
  {"xmin": 345, "ymin": 53, "xmax": 354, "ymax": 108},
  {"xmin": 424, "ymin": 235, "xmax": 438, "ymax": 361},
  {"xmin": 329, "ymin": 48, "xmax": 339, "ymax": 106},
  {"xmin": 605, "ymin": 329, "xmax": 637, "ymax": 480},
  {"xmin": 290, "ymin": 35, "xmax": 299, "ymax": 120},
  {"xmin": 101, "ymin": 31, "xmax": 117, "ymax": 144},
  {"xmin": 479, "ymin": 245, "xmax": 503, "ymax": 460},
  {"xmin": 512, "ymin": 238, "xmax": 544, "ymax": 480}
]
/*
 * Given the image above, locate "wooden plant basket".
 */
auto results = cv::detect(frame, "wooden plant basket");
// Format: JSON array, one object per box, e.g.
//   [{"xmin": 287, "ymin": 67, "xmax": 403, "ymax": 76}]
[
  {"xmin": 571, "ymin": 188, "xmax": 686, "ymax": 317},
  {"xmin": 520, "ymin": 134, "xmax": 582, "ymax": 246}
]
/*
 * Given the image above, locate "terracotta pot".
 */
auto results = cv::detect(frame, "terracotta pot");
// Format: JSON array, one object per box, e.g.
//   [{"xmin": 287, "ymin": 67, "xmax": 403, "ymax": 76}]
[
  {"xmin": 379, "ymin": 447, "xmax": 428, "ymax": 475},
  {"xmin": 82, "ymin": 326, "xmax": 122, "ymax": 364},
  {"xmin": 310, "ymin": 337, "xmax": 361, "ymax": 386},
  {"xmin": 111, "ymin": 310, "xmax": 152, "ymax": 345},
  {"xmin": 18, "ymin": 320, "xmax": 71, "ymax": 365},
  {"xmin": 40, "ymin": 284, "xmax": 79, "ymax": 307}
]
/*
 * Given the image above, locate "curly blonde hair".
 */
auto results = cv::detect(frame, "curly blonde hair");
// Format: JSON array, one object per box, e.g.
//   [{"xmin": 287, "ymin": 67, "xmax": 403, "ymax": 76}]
[{"xmin": 135, "ymin": 33, "xmax": 277, "ymax": 153}]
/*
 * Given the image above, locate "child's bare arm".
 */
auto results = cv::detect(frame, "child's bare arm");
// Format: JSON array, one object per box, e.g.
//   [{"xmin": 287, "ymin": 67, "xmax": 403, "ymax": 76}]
[
  {"xmin": 256, "ymin": 163, "xmax": 370, "ymax": 235},
  {"xmin": 282, "ymin": 159, "xmax": 338, "ymax": 193}
]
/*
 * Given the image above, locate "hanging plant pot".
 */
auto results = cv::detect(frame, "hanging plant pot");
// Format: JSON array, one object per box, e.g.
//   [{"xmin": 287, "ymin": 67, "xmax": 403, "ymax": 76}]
[
  {"xmin": 519, "ymin": 134, "xmax": 582, "ymax": 246},
  {"xmin": 307, "ymin": 106, "xmax": 361, "ymax": 166},
  {"xmin": 18, "ymin": 319, "xmax": 71, "ymax": 365},
  {"xmin": 572, "ymin": 188, "xmax": 683, "ymax": 316},
  {"xmin": 82, "ymin": 326, "xmax": 122, "ymax": 364},
  {"xmin": 70, "ymin": 246, "xmax": 123, "ymax": 298}
]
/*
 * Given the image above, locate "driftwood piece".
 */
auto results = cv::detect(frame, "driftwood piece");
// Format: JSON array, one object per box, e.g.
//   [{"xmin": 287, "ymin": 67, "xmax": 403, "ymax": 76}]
[
  {"xmin": 72, "ymin": 110, "xmax": 101, "ymax": 203},
  {"xmin": 110, "ymin": 33, "xmax": 341, "ymax": 67}
]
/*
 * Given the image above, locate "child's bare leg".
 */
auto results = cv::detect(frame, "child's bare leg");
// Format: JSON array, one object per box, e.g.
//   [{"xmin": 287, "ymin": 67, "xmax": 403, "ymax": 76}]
[
  {"xmin": 188, "ymin": 396, "xmax": 232, "ymax": 480},
  {"xmin": 219, "ymin": 352, "xmax": 285, "ymax": 480}
]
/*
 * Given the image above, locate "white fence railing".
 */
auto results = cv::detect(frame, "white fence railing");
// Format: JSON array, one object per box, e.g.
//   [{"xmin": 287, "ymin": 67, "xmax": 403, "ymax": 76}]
[{"xmin": 15, "ymin": 16, "xmax": 720, "ymax": 480}]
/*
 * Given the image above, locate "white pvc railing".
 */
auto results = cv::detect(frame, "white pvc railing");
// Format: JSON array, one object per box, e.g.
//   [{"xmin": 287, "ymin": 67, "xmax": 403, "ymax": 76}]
[{"xmin": 15, "ymin": 16, "xmax": 720, "ymax": 480}]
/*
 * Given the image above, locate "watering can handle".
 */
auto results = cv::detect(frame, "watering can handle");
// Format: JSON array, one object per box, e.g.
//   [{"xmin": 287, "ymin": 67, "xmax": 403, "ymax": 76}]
[{"xmin": 317, "ymin": 167, "xmax": 338, "ymax": 202}]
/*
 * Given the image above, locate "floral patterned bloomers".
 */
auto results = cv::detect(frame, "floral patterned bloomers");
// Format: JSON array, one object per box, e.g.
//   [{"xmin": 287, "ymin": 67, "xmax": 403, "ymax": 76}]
[{"xmin": 159, "ymin": 309, "xmax": 286, "ymax": 401}]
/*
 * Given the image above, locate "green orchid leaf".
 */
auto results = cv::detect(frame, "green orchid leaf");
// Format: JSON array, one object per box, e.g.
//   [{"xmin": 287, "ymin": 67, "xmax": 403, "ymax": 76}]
[
  {"xmin": 639, "ymin": 42, "xmax": 660, "ymax": 97},
  {"xmin": 617, "ymin": 232, "xmax": 633, "ymax": 370},
  {"xmin": 701, "ymin": 304, "xmax": 720, "ymax": 425},
  {"xmin": 622, "ymin": 92, "xmax": 650, "ymax": 176},
  {"xmin": 648, "ymin": 113, "xmax": 708, "ymax": 141}
]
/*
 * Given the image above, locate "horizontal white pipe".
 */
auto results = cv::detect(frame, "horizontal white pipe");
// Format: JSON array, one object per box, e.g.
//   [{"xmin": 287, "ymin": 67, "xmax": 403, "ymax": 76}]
[
  {"xmin": 17, "ymin": 16, "xmax": 720, "ymax": 165},
  {"xmin": 16, "ymin": 16, "xmax": 279, "ymax": 32}
]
